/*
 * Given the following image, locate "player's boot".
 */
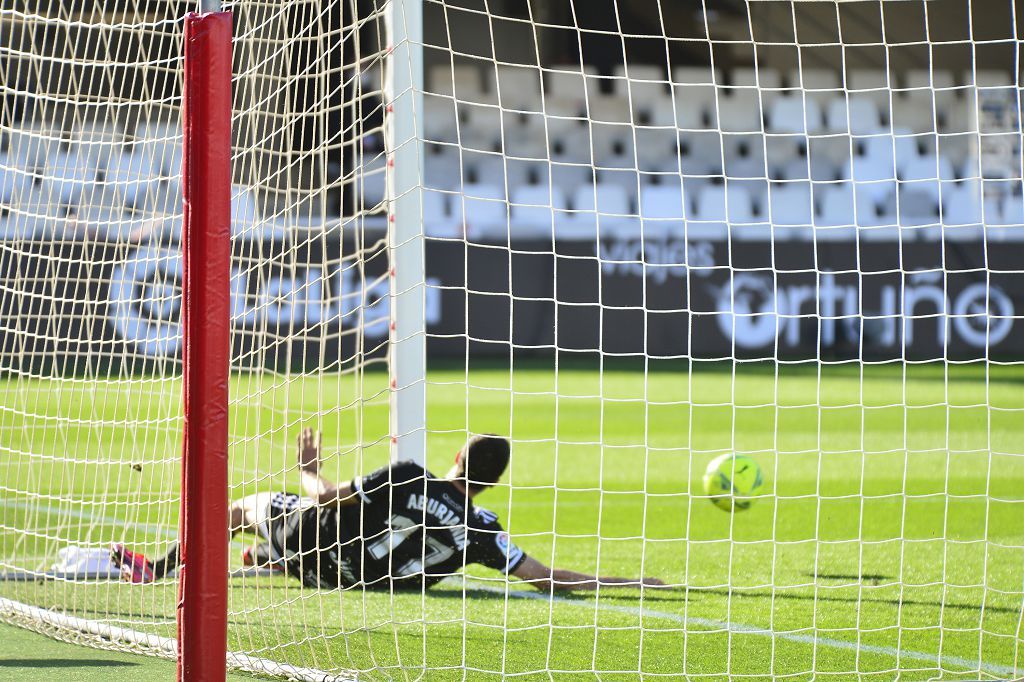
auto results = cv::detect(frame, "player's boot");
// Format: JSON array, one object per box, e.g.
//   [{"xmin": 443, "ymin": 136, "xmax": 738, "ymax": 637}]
[
  {"xmin": 110, "ymin": 543, "xmax": 155, "ymax": 584},
  {"xmin": 241, "ymin": 541, "xmax": 284, "ymax": 573}
]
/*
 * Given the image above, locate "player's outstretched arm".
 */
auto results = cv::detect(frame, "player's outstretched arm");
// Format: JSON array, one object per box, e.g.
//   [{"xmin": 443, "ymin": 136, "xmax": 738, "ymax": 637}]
[
  {"xmin": 510, "ymin": 555, "xmax": 665, "ymax": 592},
  {"xmin": 296, "ymin": 428, "xmax": 358, "ymax": 508}
]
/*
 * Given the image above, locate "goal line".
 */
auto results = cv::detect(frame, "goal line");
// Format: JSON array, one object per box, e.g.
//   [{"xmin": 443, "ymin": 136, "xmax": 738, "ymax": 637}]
[{"xmin": 0, "ymin": 597, "xmax": 353, "ymax": 682}]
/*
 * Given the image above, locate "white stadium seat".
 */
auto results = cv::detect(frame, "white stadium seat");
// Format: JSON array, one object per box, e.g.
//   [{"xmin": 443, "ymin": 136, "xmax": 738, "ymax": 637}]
[
  {"xmin": 815, "ymin": 182, "xmax": 856, "ymax": 227},
  {"xmin": 941, "ymin": 180, "xmax": 984, "ymax": 226},
  {"xmin": 573, "ymin": 181, "xmax": 631, "ymax": 217},
  {"xmin": 423, "ymin": 95, "xmax": 459, "ymax": 144},
  {"xmin": 768, "ymin": 95, "xmax": 824, "ymax": 134},
  {"xmin": 826, "ymin": 96, "xmax": 886, "ymax": 134},
  {"xmin": 694, "ymin": 184, "xmax": 755, "ymax": 223},
  {"xmin": 491, "ymin": 64, "xmax": 544, "ymax": 111},
  {"xmin": 640, "ymin": 180, "xmax": 689, "ymax": 220},
  {"xmin": 106, "ymin": 148, "xmax": 159, "ymax": 208},
  {"xmin": 452, "ymin": 182, "xmax": 507, "ymax": 238},
  {"xmin": 0, "ymin": 154, "xmax": 29, "ymax": 203},
  {"xmin": 717, "ymin": 88, "xmax": 765, "ymax": 132},
  {"xmin": 768, "ymin": 182, "xmax": 813, "ymax": 225},
  {"xmin": 423, "ymin": 190, "xmax": 458, "ymax": 237},
  {"xmin": 510, "ymin": 184, "xmax": 568, "ymax": 237}
]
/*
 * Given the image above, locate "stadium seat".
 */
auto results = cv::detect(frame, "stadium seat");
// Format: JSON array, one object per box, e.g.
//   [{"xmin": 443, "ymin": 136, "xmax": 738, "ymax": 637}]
[
  {"xmin": 358, "ymin": 157, "xmax": 387, "ymax": 208},
  {"xmin": 424, "ymin": 147, "xmax": 463, "ymax": 191},
  {"xmin": 544, "ymin": 64, "xmax": 599, "ymax": 114},
  {"xmin": 768, "ymin": 95, "xmax": 824, "ymax": 134},
  {"xmin": 847, "ymin": 68, "xmax": 892, "ymax": 106},
  {"xmin": 452, "ymin": 182, "xmax": 507, "ymax": 238},
  {"xmin": 457, "ymin": 103, "xmax": 503, "ymax": 152},
  {"xmin": 573, "ymin": 181, "xmax": 631, "ymax": 217},
  {"xmin": 589, "ymin": 123, "xmax": 635, "ymax": 167},
  {"xmin": 6, "ymin": 124, "xmax": 53, "ymax": 173},
  {"xmin": 941, "ymin": 94, "xmax": 976, "ymax": 134},
  {"xmin": 826, "ymin": 96, "xmax": 886, "ymax": 134},
  {"xmin": 999, "ymin": 192, "xmax": 1024, "ymax": 224},
  {"xmin": 231, "ymin": 186, "xmax": 261, "ymax": 237},
  {"xmin": 939, "ymin": 181, "xmax": 987, "ymax": 242},
  {"xmin": 106, "ymin": 148, "xmax": 159, "ymax": 209},
  {"xmin": 659, "ymin": 90, "xmax": 708, "ymax": 130},
  {"xmin": 611, "ymin": 64, "xmax": 668, "ymax": 99},
  {"xmin": 639, "ymin": 180, "xmax": 689, "ymax": 220},
  {"xmin": 44, "ymin": 151, "xmax": 95, "ymax": 206},
  {"xmin": 890, "ymin": 94, "xmax": 939, "ymax": 134},
  {"xmin": 502, "ymin": 119, "xmax": 553, "ymax": 161},
  {"xmin": 768, "ymin": 182, "xmax": 813, "ymax": 225},
  {"xmin": 730, "ymin": 66, "xmax": 783, "ymax": 100},
  {"xmin": 731, "ymin": 66, "xmax": 782, "ymax": 87},
  {"xmin": 900, "ymin": 155, "xmax": 957, "ymax": 200},
  {"xmin": 491, "ymin": 64, "xmax": 544, "ymax": 111},
  {"xmin": 722, "ymin": 135, "xmax": 767, "ymax": 179},
  {"xmin": 548, "ymin": 163, "xmax": 595, "ymax": 194},
  {"xmin": 990, "ymin": 193, "xmax": 1024, "ymax": 241},
  {"xmin": 137, "ymin": 121, "xmax": 182, "ymax": 177},
  {"xmin": 423, "ymin": 190, "xmax": 458, "ymax": 237},
  {"xmin": 964, "ymin": 69, "xmax": 1013, "ymax": 87},
  {"xmin": 815, "ymin": 182, "xmax": 856, "ymax": 227},
  {"xmin": 149, "ymin": 178, "xmax": 183, "ymax": 216},
  {"xmin": 430, "ymin": 63, "xmax": 490, "ymax": 103},
  {"xmin": 673, "ymin": 66, "xmax": 721, "ymax": 86},
  {"xmin": 587, "ymin": 97, "xmax": 633, "ymax": 127},
  {"xmin": 634, "ymin": 127, "xmax": 679, "ymax": 172},
  {"xmin": 423, "ymin": 94, "xmax": 459, "ymax": 144},
  {"xmin": 678, "ymin": 131, "xmax": 724, "ymax": 175},
  {"xmin": 694, "ymin": 184, "xmax": 755, "ymax": 223},
  {"xmin": 897, "ymin": 185, "xmax": 939, "ymax": 227},
  {"xmin": 0, "ymin": 154, "xmax": 28, "ymax": 203},
  {"xmin": 596, "ymin": 167, "xmax": 642, "ymax": 198},
  {"xmin": 717, "ymin": 88, "xmax": 765, "ymax": 132},
  {"xmin": 510, "ymin": 184, "xmax": 568, "ymax": 237},
  {"xmin": 566, "ymin": 181, "xmax": 633, "ymax": 239},
  {"xmin": 670, "ymin": 66, "xmax": 721, "ymax": 129}
]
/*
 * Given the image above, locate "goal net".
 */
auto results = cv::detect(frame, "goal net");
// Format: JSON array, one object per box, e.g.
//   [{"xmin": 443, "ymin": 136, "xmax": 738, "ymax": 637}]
[{"xmin": 2, "ymin": 0, "xmax": 1024, "ymax": 679}]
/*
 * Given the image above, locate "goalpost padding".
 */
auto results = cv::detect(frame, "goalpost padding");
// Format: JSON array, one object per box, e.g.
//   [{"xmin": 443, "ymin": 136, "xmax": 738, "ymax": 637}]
[{"xmin": 180, "ymin": 10, "xmax": 232, "ymax": 681}]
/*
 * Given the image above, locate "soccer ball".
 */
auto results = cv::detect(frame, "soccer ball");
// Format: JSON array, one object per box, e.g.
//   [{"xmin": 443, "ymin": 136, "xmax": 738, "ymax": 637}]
[{"xmin": 702, "ymin": 454, "xmax": 764, "ymax": 512}]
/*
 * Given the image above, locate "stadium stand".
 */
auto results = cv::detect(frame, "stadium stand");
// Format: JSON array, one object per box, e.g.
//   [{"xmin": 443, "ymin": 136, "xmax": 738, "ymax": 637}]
[{"xmin": 1, "ymin": 64, "xmax": 1021, "ymax": 243}]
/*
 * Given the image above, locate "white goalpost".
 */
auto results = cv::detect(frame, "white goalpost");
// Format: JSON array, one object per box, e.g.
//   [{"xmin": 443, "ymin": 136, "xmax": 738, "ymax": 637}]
[{"xmin": 2, "ymin": 0, "xmax": 1024, "ymax": 679}]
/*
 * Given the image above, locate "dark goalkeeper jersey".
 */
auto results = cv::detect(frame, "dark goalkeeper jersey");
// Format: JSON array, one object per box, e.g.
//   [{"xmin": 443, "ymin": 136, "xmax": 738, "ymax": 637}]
[{"xmin": 282, "ymin": 460, "xmax": 527, "ymax": 590}]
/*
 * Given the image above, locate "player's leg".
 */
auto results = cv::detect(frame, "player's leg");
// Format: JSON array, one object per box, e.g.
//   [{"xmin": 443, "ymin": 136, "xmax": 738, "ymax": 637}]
[{"xmin": 112, "ymin": 492, "xmax": 287, "ymax": 583}]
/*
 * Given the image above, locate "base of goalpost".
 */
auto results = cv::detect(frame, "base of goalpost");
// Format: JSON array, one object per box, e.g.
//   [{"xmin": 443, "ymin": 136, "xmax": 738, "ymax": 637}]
[{"xmin": 0, "ymin": 597, "xmax": 355, "ymax": 682}]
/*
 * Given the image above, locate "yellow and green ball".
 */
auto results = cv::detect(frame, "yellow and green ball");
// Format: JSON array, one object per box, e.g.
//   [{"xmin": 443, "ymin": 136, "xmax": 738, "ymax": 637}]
[{"xmin": 702, "ymin": 454, "xmax": 764, "ymax": 512}]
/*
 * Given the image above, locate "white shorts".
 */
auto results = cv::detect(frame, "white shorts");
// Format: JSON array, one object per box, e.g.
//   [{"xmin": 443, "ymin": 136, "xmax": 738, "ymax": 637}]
[{"xmin": 246, "ymin": 492, "xmax": 315, "ymax": 561}]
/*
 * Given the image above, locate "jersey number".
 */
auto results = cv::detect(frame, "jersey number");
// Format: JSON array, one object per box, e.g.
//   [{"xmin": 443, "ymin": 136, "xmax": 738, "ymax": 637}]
[{"xmin": 366, "ymin": 514, "xmax": 455, "ymax": 577}]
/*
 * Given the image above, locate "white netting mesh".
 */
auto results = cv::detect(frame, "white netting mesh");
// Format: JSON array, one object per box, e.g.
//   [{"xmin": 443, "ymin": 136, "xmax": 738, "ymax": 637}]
[{"xmin": 3, "ymin": 0, "xmax": 1024, "ymax": 679}]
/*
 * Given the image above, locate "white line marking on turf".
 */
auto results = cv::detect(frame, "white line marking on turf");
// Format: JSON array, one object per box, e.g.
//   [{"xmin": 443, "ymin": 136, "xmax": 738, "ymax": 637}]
[
  {"xmin": 462, "ymin": 580, "xmax": 1021, "ymax": 678},
  {"xmin": 0, "ymin": 498, "xmax": 247, "ymax": 550}
]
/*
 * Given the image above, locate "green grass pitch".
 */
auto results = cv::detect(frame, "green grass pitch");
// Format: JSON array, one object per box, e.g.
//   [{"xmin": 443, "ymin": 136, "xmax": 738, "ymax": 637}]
[{"xmin": 1, "ymin": 361, "xmax": 1023, "ymax": 680}]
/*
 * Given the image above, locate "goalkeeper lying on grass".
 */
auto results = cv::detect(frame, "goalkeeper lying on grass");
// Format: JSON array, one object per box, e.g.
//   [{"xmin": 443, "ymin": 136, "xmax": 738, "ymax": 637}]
[{"xmin": 112, "ymin": 429, "xmax": 664, "ymax": 592}]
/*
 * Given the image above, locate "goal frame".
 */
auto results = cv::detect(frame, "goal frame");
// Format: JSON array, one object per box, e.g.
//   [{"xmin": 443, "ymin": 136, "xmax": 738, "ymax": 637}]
[{"xmin": 180, "ymin": 9, "xmax": 232, "ymax": 681}]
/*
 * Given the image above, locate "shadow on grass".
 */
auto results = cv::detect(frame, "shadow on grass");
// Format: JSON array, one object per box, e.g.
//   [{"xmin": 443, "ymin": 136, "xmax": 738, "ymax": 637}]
[
  {"xmin": 428, "ymin": 583, "xmax": 1021, "ymax": 616},
  {"xmin": 0, "ymin": 658, "xmax": 137, "ymax": 668}
]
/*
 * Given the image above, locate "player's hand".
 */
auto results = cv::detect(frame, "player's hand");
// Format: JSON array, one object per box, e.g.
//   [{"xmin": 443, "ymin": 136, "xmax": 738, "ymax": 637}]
[{"xmin": 297, "ymin": 428, "xmax": 322, "ymax": 473}]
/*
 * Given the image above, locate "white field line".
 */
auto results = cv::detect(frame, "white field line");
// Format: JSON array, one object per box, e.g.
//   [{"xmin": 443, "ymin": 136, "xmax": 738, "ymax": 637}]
[
  {"xmin": 4, "ymin": 497, "xmax": 1021, "ymax": 677},
  {"xmin": 0, "ymin": 597, "xmax": 353, "ymax": 682},
  {"xmin": 460, "ymin": 580, "xmax": 1022, "ymax": 678},
  {"xmin": 0, "ymin": 498, "xmax": 247, "ymax": 550}
]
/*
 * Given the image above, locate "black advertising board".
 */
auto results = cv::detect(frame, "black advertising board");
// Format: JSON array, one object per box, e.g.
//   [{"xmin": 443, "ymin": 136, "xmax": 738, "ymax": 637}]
[{"xmin": 0, "ymin": 235, "xmax": 1020, "ymax": 375}]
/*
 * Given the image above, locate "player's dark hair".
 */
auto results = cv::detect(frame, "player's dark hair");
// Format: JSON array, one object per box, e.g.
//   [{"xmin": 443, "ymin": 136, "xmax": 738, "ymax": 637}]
[{"xmin": 458, "ymin": 434, "xmax": 510, "ymax": 493}]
